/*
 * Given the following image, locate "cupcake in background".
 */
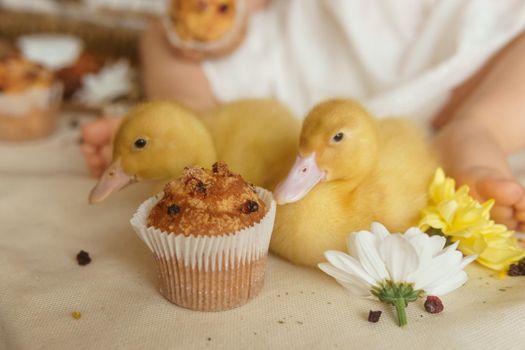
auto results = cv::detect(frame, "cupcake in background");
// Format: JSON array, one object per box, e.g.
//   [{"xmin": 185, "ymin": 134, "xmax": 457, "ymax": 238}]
[
  {"xmin": 18, "ymin": 34, "xmax": 106, "ymax": 102},
  {"xmin": 0, "ymin": 54, "xmax": 62, "ymax": 141},
  {"xmin": 131, "ymin": 162, "xmax": 276, "ymax": 311},
  {"xmin": 163, "ymin": 0, "xmax": 248, "ymax": 57}
]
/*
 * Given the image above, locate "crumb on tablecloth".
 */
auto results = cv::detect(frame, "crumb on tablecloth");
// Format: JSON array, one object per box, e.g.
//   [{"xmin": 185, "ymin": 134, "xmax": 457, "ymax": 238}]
[
  {"xmin": 71, "ymin": 311, "xmax": 81, "ymax": 320},
  {"xmin": 76, "ymin": 250, "xmax": 91, "ymax": 266},
  {"xmin": 424, "ymin": 296, "xmax": 444, "ymax": 314},
  {"xmin": 368, "ymin": 310, "xmax": 382, "ymax": 323},
  {"xmin": 508, "ymin": 258, "xmax": 525, "ymax": 276}
]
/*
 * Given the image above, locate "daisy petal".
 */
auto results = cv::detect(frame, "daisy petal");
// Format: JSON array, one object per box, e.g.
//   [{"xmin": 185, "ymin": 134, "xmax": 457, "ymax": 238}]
[
  {"xmin": 426, "ymin": 271, "xmax": 468, "ymax": 296},
  {"xmin": 379, "ymin": 234, "xmax": 419, "ymax": 282},
  {"xmin": 414, "ymin": 250, "xmax": 464, "ymax": 291},
  {"xmin": 460, "ymin": 254, "xmax": 477, "ymax": 269},
  {"xmin": 318, "ymin": 263, "xmax": 354, "ymax": 284},
  {"xmin": 404, "ymin": 228, "xmax": 433, "ymax": 269},
  {"xmin": 352, "ymin": 232, "xmax": 390, "ymax": 282},
  {"xmin": 323, "ymin": 251, "xmax": 376, "ymax": 286},
  {"xmin": 371, "ymin": 222, "xmax": 390, "ymax": 239},
  {"xmin": 336, "ymin": 279, "xmax": 373, "ymax": 297},
  {"xmin": 429, "ymin": 235, "xmax": 447, "ymax": 256},
  {"xmin": 318, "ymin": 263, "xmax": 372, "ymax": 297}
]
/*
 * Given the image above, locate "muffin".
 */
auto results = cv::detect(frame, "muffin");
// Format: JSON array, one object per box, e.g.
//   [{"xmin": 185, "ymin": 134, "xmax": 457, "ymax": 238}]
[
  {"xmin": 0, "ymin": 54, "xmax": 62, "ymax": 141},
  {"xmin": 169, "ymin": 0, "xmax": 237, "ymax": 42},
  {"xmin": 163, "ymin": 0, "xmax": 247, "ymax": 56},
  {"xmin": 131, "ymin": 162, "xmax": 276, "ymax": 311}
]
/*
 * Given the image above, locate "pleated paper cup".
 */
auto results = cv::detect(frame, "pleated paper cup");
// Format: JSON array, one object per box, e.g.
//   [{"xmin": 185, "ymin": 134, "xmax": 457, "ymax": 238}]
[
  {"xmin": 0, "ymin": 82, "xmax": 63, "ymax": 141},
  {"xmin": 130, "ymin": 187, "xmax": 276, "ymax": 311}
]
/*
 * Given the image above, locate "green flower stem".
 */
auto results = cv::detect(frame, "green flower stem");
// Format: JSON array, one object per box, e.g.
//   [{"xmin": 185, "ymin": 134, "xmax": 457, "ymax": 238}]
[
  {"xmin": 393, "ymin": 298, "xmax": 407, "ymax": 327},
  {"xmin": 372, "ymin": 281, "xmax": 423, "ymax": 327}
]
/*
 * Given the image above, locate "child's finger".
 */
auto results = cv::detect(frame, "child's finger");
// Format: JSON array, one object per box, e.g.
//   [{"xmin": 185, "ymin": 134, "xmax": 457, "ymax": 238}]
[
  {"xmin": 490, "ymin": 205, "xmax": 514, "ymax": 221},
  {"xmin": 514, "ymin": 194, "xmax": 525, "ymax": 210},
  {"xmin": 81, "ymin": 119, "xmax": 114, "ymax": 146},
  {"xmin": 515, "ymin": 210, "xmax": 525, "ymax": 222},
  {"xmin": 80, "ymin": 143, "xmax": 96, "ymax": 156}
]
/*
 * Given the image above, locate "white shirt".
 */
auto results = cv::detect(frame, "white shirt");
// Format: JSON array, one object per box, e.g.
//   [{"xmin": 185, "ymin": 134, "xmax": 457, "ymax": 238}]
[{"xmin": 203, "ymin": 0, "xmax": 525, "ymax": 124}]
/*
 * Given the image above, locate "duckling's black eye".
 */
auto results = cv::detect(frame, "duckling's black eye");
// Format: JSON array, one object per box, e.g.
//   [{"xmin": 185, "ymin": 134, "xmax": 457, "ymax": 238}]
[
  {"xmin": 134, "ymin": 138, "xmax": 147, "ymax": 149},
  {"xmin": 332, "ymin": 132, "xmax": 344, "ymax": 143}
]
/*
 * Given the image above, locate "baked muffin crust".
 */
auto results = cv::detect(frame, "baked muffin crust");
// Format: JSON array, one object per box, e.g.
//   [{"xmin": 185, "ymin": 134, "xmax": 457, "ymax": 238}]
[
  {"xmin": 0, "ymin": 54, "xmax": 54, "ymax": 94},
  {"xmin": 148, "ymin": 162, "xmax": 266, "ymax": 235}
]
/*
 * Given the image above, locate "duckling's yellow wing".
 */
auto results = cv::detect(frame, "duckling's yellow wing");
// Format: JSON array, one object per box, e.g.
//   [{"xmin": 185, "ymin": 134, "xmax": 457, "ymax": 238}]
[{"xmin": 200, "ymin": 99, "xmax": 301, "ymax": 190}]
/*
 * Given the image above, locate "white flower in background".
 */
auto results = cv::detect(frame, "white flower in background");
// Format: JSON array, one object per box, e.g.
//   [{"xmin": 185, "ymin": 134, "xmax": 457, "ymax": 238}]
[
  {"xmin": 75, "ymin": 60, "xmax": 133, "ymax": 106},
  {"xmin": 319, "ymin": 223, "xmax": 476, "ymax": 327},
  {"xmin": 18, "ymin": 34, "xmax": 83, "ymax": 71}
]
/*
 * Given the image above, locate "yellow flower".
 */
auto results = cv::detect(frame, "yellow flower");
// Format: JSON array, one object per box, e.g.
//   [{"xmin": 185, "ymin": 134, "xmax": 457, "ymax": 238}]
[{"xmin": 419, "ymin": 168, "xmax": 525, "ymax": 274}]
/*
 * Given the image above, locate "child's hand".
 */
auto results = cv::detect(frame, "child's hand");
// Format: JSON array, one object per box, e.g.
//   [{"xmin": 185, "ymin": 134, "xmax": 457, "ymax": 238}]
[{"xmin": 80, "ymin": 117, "xmax": 122, "ymax": 178}]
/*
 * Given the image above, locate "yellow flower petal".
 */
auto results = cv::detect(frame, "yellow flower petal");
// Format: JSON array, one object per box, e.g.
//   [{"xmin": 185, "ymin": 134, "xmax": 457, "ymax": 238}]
[{"xmin": 420, "ymin": 168, "xmax": 525, "ymax": 273}]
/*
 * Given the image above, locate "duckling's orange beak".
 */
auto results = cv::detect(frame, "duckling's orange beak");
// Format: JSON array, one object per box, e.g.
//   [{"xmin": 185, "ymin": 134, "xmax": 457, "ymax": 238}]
[
  {"xmin": 88, "ymin": 158, "xmax": 135, "ymax": 204},
  {"xmin": 274, "ymin": 153, "xmax": 326, "ymax": 205}
]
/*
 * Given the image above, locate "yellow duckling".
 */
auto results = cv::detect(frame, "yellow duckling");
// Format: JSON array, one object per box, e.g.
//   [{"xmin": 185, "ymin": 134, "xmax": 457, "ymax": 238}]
[
  {"xmin": 271, "ymin": 99, "xmax": 438, "ymax": 267},
  {"xmin": 89, "ymin": 99, "xmax": 300, "ymax": 203}
]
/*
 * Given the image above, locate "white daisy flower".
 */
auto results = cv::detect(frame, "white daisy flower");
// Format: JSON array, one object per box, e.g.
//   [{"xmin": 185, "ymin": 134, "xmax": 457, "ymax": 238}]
[{"xmin": 318, "ymin": 222, "xmax": 477, "ymax": 326}]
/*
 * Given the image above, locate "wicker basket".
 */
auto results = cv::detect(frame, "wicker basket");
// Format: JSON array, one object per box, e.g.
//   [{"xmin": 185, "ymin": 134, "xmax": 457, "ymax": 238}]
[{"xmin": 0, "ymin": 8, "xmax": 142, "ymax": 62}]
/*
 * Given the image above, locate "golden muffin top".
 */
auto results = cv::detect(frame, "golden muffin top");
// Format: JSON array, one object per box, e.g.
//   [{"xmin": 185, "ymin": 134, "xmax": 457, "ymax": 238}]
[
  {"xmin": 169, "ymin": 0, "xmax": 237, "ymax": 42},
  {"xmin": 148, "ymin": 162, "xmax": 266, "ymax": 236},
  {"xmin": 0, "ymin": 54, "xmax": 54, "ymax": 94}
]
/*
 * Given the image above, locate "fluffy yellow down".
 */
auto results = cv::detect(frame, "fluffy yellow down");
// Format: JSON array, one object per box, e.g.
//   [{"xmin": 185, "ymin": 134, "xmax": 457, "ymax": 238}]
[{"xmin": 270, "ymin": 99, "xmax": 439, "ymax": 267}]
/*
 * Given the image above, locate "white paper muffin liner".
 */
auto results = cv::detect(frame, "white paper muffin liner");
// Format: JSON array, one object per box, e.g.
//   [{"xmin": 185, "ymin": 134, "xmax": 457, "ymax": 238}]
[
  {"xmin": 130, "ymin": 187, "xmax": 276, "ymax": 311},
  {"xmin": 0, "ymin": 82, "xmax": 63, "ymax": 117},
  {"xmin": 162, "ymin": 0, "xmax": 247, "ymax": 54}
]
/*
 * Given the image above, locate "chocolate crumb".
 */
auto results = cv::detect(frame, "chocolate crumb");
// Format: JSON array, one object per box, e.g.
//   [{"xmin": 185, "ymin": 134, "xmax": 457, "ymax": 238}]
[
  {"xmin": 167, "ymin": 204, "xmax": 181, "ymax": 216},
  {"xmin": 424, "ymin": 296, "xmax": 444, "ymax": 314},
  {"xmin": 508, "ymin": 258, "xmax": 525, "ymax": 276},
  {"xmin": 207, "ymin": 337, "xmax": 211, "ymax": 341},
  {"xmin": 76, "ymin": 250, "xmax": 91, "ymax": 266},
  {"xmin": 241, "ymin": 200, "xmax": 259, "ymax": 214},
  {"xmin": 368, "ymin": 310, "xmax": 382, "ymax": 323},
  {"xmin": 498, "ymin": 288, "xmax": 506, "ymax": 292},
  {"xmin": 211, "ymin": 162, "xmax": 232, "ymax": 176},
  {"xmin": 196, "ymin": 181, "xmax": 207, "ymax": 193},
  {"xmin": 278, "ymin": 320, "xmax": 284, "ymax": 324}
]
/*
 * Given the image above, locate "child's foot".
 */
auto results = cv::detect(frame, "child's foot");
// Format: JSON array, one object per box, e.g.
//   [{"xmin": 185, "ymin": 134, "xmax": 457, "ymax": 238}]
[
  {"xmin": 80, "ymin": 117, "xmax": 123, "ymax": 177},
  {"xmin": 433, "ymin": 121, "xmax": 525, "ymax": 231},
  {"xmin": 453, "ymin": 167, "xmax": 525, "ymax": 231}
]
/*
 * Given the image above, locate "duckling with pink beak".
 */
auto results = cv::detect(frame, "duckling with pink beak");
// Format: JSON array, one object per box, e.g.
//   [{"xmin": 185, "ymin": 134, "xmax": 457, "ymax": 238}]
[{"xmin": 270, "ymin": 99, "xmax": 438, "ymax": 267}]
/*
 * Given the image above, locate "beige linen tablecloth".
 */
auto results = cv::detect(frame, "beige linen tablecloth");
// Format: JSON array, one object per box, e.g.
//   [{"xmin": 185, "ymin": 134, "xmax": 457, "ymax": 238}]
[{"xmin": 1, "ymin": 119, "xmax": 525, "ymax": 350}]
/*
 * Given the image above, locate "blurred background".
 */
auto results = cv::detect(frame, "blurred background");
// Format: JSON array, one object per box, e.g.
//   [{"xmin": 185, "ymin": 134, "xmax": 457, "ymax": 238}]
[{"xmin": 0, "ymin": 0, "xmax": 169, "ymax": 120}]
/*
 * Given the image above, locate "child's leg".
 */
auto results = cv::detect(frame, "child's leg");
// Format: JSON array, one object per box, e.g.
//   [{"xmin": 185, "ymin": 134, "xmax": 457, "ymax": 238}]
[
  {"xmin": 81, "ymin": 20, "xmax": 217, "ymax": 177},
  {"xmin": 433, "ymin": 31, "xmax": 525, "ymax": 230}
]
